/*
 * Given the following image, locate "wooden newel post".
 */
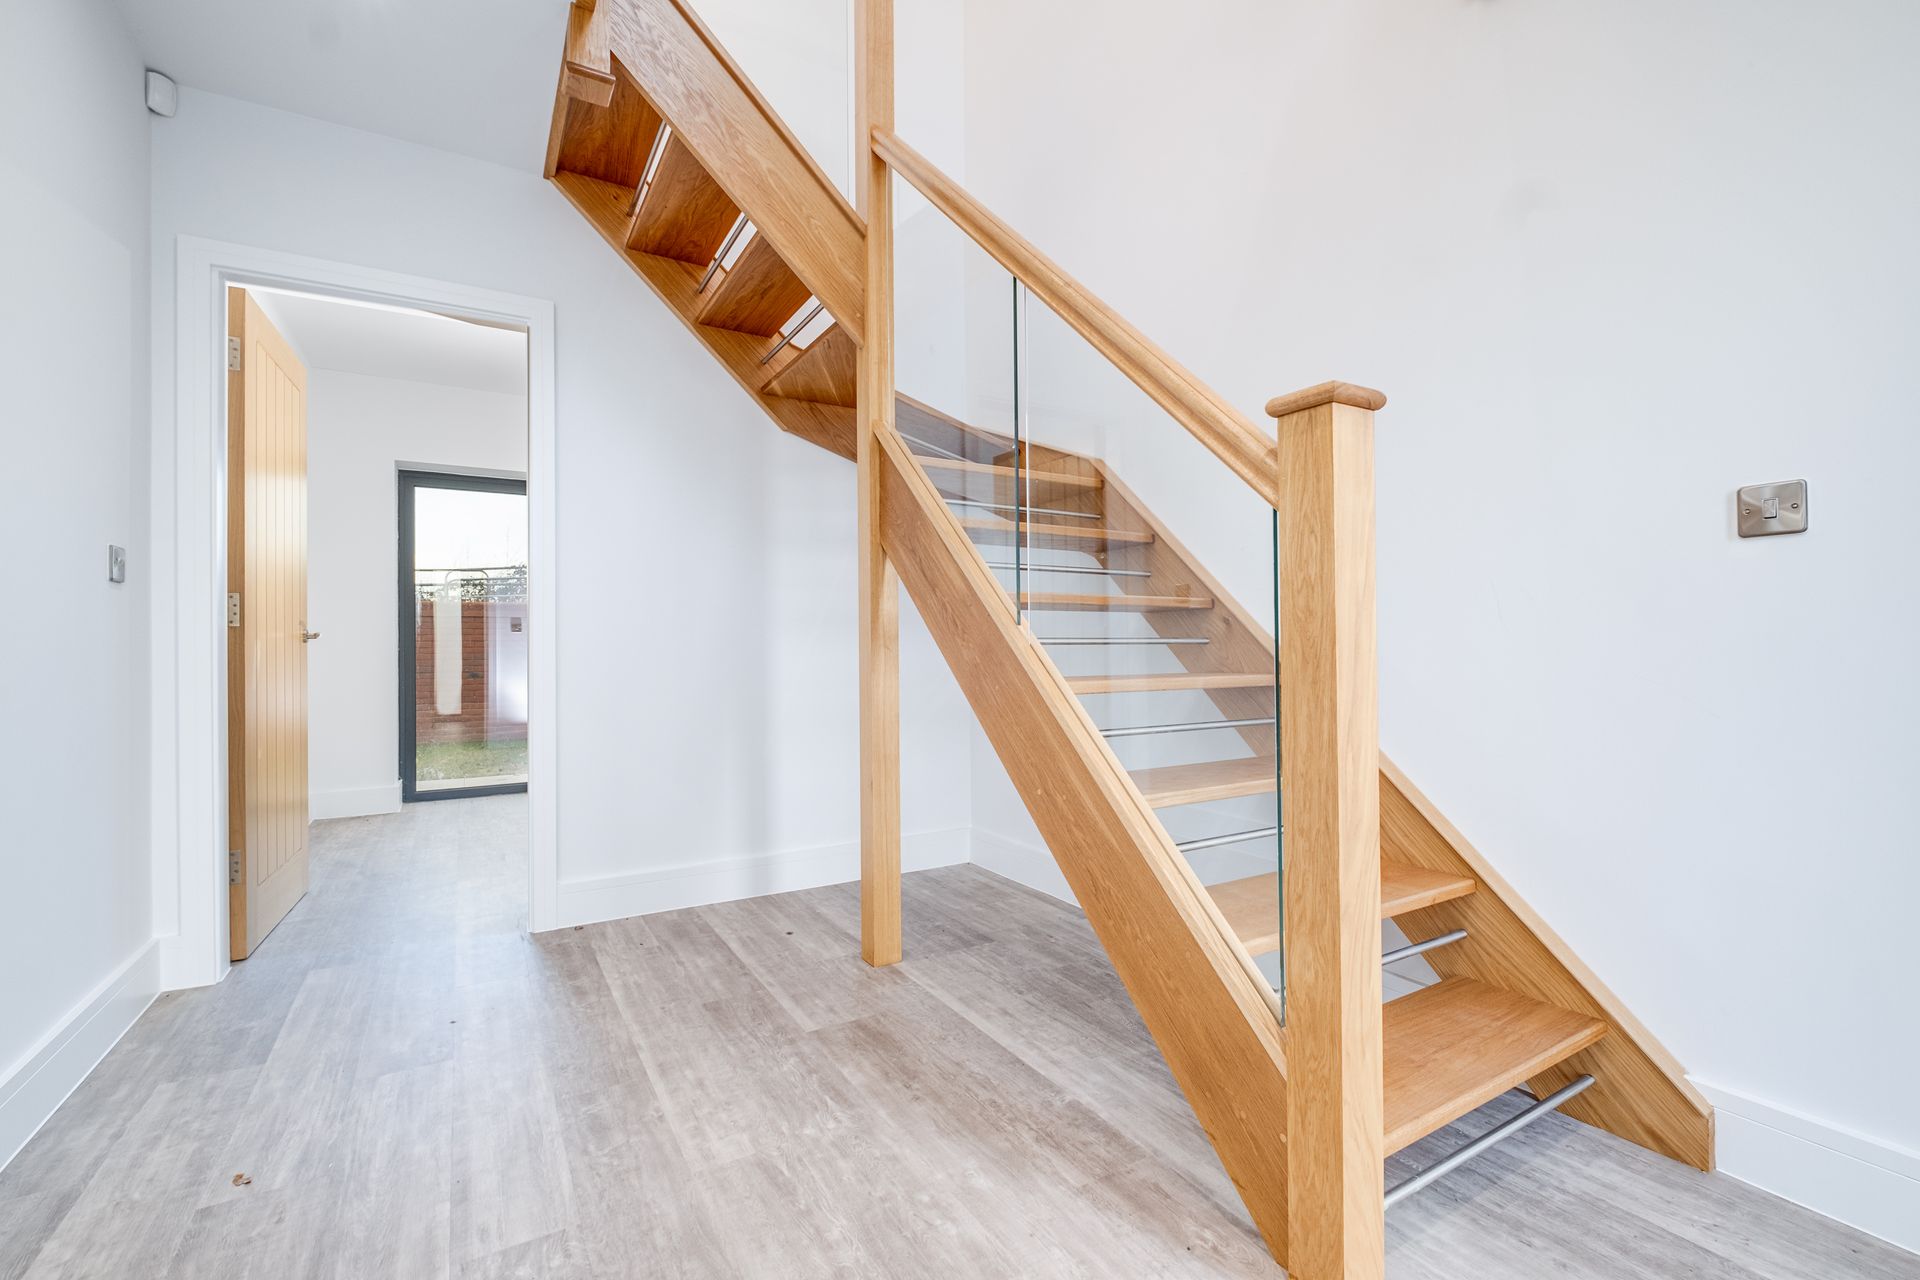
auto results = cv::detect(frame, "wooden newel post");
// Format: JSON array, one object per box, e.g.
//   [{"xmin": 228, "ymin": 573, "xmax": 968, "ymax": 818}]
[
  {"xmin": 856, "ymin": 0, "xmax": 901, "ymax": 967},
  {"xmin": 1272, "ymin": 381, "xmax": 1389, "ymax": 1280}
]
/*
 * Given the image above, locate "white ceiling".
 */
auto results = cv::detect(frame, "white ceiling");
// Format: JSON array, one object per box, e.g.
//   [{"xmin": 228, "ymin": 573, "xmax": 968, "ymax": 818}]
[
  {"xmin": 250, "ymin": 288, "xmax": 528, "ymax": 395},
  {"xmin": 115, "ymin": 0, "xmax": 569, "ymax": 171}
]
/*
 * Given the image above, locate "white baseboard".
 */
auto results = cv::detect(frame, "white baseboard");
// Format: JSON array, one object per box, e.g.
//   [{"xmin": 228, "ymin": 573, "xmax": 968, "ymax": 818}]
[
  {"xmin": 0, "ymin": 941, "xmax": 160, "ymax": 1171},
  {"xmin": 969, "ymin": 827, "xmax": 1076, "ymax": 905},
  {"xmin": 310, "ymin": 782, "xmax": 403, "ymax": 821},
  {"xmin": 554, "ymin": 826, "xmax": 972, "ymax": 927},
  {"xmin": 1692, "ymin": 1079, "xmax": 1920, "ymax": 1253}
]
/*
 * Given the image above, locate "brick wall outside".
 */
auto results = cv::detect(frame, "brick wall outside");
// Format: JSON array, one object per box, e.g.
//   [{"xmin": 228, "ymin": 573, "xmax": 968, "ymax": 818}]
[{"xmin": 413, "ymin": 599, "xmax": 528, "ymax": 746}]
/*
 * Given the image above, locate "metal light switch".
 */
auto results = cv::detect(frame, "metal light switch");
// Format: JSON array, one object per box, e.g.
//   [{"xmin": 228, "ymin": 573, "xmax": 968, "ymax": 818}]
[
  {"xmin": 1736, "ymin": 479, "xmax": 1807, "ymax": 538},
  {"xmin": 107, "ymin": 544, "xmax": 127, "ymax": 583}
]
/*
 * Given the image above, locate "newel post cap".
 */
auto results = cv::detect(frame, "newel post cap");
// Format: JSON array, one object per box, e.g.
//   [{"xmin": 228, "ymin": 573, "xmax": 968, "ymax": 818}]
[{"xmin": 1264, "ymin": 381, "xmax": 1388, "ymax": 419}]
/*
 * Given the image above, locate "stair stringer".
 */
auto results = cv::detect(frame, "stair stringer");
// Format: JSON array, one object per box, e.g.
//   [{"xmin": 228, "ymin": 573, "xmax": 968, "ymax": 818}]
[{"xmin": 874, "ymin": 429, "xmax": 1297, "ymax": 1264}]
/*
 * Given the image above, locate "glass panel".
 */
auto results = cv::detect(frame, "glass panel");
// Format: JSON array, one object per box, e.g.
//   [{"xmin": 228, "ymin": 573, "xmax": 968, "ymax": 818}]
[
  {"xmin": 410, "ymin": 484, "xmax": 529, "ymax": 794},
  {"xmin": 890, "ymin": 171, "xmax": 1021, "ymax": 609},
  {"xmin": 1018, "ymin": 289, "xmax": 1285, "ymax": 1010},
  {"xmin": 889, "ymin": 182, "xmax": 1283, "ymax": 1016}
]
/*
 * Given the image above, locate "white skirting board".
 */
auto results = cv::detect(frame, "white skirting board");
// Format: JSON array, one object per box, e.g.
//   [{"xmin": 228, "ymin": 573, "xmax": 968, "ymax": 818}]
[
  {"xmin": 555, "ymin": 826, "xmax": 972, "ymax": 926},
  {"xmin": 309, "ymin": 782, "xmax": 404, "ymax": 821},
  {"xmin": 0, "ymin": 942, "xmax": 159, "ymax": 1171},
  {"xmin": 1692, "ymin": 1080, "xmax": 1920, "ymax": 1253}
]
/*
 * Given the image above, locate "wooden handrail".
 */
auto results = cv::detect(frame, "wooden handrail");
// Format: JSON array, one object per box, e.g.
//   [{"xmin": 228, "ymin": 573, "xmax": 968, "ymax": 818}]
[{"xmin": 871, "ymin": 128, "xmax": 1281, "ymax": 507}]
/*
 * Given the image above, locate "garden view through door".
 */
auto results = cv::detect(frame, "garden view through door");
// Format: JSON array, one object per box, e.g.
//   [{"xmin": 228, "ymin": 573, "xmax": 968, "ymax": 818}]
[{"xmin": 399, "ymin": 471, "xmax": 529, "ymax": 800}]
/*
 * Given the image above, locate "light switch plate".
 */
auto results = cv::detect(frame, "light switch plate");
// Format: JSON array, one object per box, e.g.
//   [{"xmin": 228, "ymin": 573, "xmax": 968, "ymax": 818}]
[
  {"xmin": 107, "ymin": 544, "xmax": 127, "ymax": 583},
  {"xmin": 1736, "ymin": 479, "xmax": 1807, "ymax": 538}
]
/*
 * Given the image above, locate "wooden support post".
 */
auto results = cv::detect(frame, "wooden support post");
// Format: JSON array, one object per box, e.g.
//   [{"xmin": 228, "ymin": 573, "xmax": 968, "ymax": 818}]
[
  {"xmin": 1273, "ymin": 380, "xmax": 1389, "ymax": 1280},
  {"xmin": 856, "ymin": 0, "xmax": 901, "ymax": 967}
]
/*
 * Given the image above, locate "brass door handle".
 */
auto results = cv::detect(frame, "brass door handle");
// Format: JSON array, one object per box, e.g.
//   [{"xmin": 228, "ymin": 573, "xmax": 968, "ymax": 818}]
[{"xmin": 302, "ymin": 631, "xmax": 321, "ymax": 642}]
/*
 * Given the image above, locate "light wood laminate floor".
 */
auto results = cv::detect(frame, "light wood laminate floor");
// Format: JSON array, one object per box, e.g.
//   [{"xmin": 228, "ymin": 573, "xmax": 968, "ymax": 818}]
[{"xmin": 1, "ymin": 796, "xmax": 1912, "ymax": 1278}]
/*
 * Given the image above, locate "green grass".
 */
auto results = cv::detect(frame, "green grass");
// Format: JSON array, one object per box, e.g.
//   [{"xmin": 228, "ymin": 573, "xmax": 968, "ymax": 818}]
[{"xmin": 416, "ymin": 738, "xmax": 528, "ymax": 783}]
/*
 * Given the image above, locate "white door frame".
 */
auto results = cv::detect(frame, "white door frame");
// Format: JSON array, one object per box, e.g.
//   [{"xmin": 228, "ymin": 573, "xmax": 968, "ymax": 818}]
[{"xmin": 155, "ymin": 235, "xmax": 560, "ymax": 990}]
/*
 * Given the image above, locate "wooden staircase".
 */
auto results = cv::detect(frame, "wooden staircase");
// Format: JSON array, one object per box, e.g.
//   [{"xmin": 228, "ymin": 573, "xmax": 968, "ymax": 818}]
[
  {"xmin": 545, "ymin": 0, "xmax": 863, "ymax": 461},
  {"xmin": 541, "ymin": 2, "xmax": 1714, "ymax": 1275}
]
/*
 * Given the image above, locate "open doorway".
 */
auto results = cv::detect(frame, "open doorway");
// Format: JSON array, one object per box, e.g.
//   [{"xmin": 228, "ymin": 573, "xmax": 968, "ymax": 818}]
[{"xmin": 223, "ymin": 282, "xmax": 531, "ymax": 959}]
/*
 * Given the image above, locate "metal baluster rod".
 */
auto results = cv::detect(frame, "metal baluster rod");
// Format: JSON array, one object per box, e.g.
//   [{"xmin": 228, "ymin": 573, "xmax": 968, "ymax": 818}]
[
  {"xmin": 901, "ymin": 433, "xmax": 970, "ymax": 463},
  {"xmin": 1037, "ymin": 636, "xmax": 1210, "ymax": 646},
  {"xmin": 946, "ymin": 497, "xmax": 1100, "ymax": 520},
  {"xmin": 983, "ymin": 561, "xmax": 1151, "ymax": 578},
  {"xmin": 697, "ymin": 215, "xmax": 751, "ymax": 293},
  {"xmin": 1384, "ymin": 1075, "xmax": 1597, "ymax": 1210},
  {"xmin": 1177, "ymin": 826, "xmax": 1279, "ymax": 853},
  {"xmin": 1102, "ymin": 716, "xmax": 1275, "ymax": 739},
  {"xmin": 1381, "ymin": 929, "xmax": 1468, "ymax": 967},
  {"xmin": 759, "ymin": 301, "xmax": 825, "ymax": 365}
]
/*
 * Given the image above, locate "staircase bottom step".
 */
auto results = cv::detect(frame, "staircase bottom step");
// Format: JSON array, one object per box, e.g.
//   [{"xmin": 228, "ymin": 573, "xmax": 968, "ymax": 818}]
[{"xmin": 1384, "ymin": 978, "xmax": 1606, "ymax": 1154}]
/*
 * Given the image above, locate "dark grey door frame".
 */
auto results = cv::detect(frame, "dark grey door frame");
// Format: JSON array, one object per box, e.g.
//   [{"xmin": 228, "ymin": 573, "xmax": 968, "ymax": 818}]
[{"xmin": 398, "ymin": 469, "xmax": 529, "ymax": 803}]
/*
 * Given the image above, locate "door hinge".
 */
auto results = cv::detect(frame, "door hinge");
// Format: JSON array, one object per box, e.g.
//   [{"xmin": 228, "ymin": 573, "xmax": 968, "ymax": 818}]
[
  {"xmin": 227, "ymin": 336, "xmax": 242, "ymax": 372},
  {"xmin": 227, "ymin": 592, "xmax": 241, "ymax": 627},
  {"xmin": 228, "ymin": 850, "xmax": 242, "ymax": 886}
]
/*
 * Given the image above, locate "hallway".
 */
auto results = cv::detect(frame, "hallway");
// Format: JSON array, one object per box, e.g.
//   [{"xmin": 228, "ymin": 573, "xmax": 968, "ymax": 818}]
[{"xmin": 0, "ymin": 799, "xmax": 1909, "ymax": 1278}]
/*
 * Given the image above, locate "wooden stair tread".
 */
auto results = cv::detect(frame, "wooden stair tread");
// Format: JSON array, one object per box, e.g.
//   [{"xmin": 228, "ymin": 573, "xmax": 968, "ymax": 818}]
[
  {"xmin": 1383, "ymin": 978, "xmax": 1608, "ymax": 1154},
  {"xmin": 920, "ymin": 457, "xmax": 1101, "ymax": 489},
  {"xmin": 960, "ymin": 517, "xmax": 1153, "ymax": 546},
  {"xmin": 695, "ymin": 234, "xmax": 812, "ymax": 336},
  {"xmin": 1131, "ymin": 756, "xmax": 1274, "ymax": 808},
  {"xmin": 626, "ymin": 133, "xmax": 739, "ymax": 263},
  {"xmin": 1070, "ymin": 672, "xmax": 1274, "ymax": 695},
  {"xmin": 760, "ymin": 327, "xmax": 856, "ymax": 406},
  {"xmin": 1208, "ymin": 861, "xmax": 1477, "ymax": 957},
  {"xmin": 1018, "ymin": 592, "xmax": 1211, "ymax": 611}
]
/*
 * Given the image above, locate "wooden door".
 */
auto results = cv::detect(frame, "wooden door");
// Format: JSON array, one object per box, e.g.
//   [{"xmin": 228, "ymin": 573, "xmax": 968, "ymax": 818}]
[{"xmin": 227, "ymin": 288, "xmax": 311, "ymax": 960}]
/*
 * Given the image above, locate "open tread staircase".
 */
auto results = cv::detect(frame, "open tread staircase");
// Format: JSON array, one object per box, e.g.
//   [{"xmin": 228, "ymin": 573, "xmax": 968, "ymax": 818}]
[{"xmin": 542, "ymin": 2, "xmax": 1716, "ymax": 1271}]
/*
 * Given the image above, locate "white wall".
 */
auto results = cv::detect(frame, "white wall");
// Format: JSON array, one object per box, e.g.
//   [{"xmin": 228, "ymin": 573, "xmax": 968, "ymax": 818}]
[
  {"xmin": 955, "ymin": 0, "xmax": 1920, "ymax": 1244},
  {"xmin": 695, "ymin": 0, "xmax": 850, "ymax": 197},
  {"xmin": 147, "ymin": 86, "xmax": 975, "ymax": 936},
  {"xmin": 303, "ymin": 370, "xmax": 529, "ymax": 819},
  {"xmin": 0, "ymin": 0, "xmax": 159, "ymax": 1164}
]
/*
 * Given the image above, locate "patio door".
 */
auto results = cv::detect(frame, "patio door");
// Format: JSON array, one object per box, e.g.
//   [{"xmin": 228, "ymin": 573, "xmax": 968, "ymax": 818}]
[{"xmin": 398, "ymin": 471, "xmax": 530, "ymax": 801}]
